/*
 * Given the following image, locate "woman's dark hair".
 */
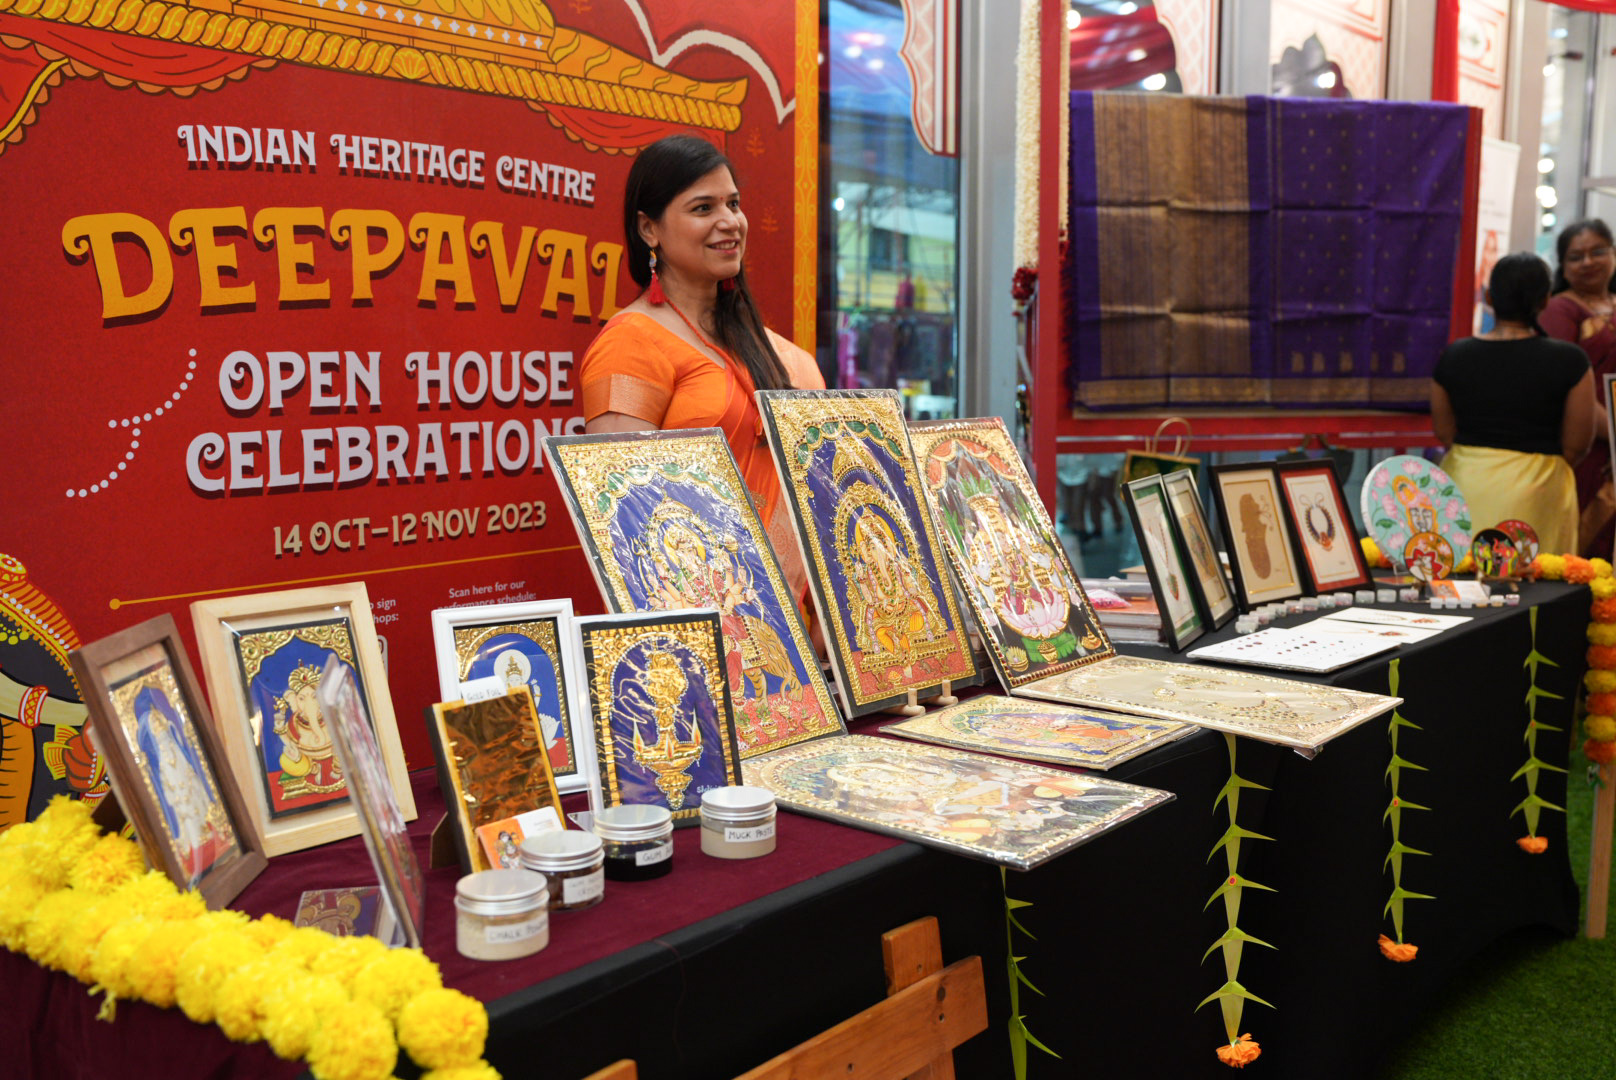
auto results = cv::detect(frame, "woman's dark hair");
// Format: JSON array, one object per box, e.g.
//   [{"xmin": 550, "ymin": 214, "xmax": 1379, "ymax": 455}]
[
  {"xmin": 1552, "ymin": 218, "xmax": 1616, "ymax": 294},
  {"xmin": 1488, "ymin": 252, "xmax": 1552, "ymax": 333},
  {"xmin": 622, "ymin": 135, "xmax": 790, "ymax": 391}
]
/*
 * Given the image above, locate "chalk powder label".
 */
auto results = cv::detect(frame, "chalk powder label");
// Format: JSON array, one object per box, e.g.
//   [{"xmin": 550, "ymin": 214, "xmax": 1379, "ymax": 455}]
[{"xmin": 485, "ymin": 915, "xmax": 547, "ymax": 945}]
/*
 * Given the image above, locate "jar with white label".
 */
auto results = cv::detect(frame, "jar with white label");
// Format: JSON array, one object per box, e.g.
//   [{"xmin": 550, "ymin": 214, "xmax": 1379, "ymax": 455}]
[
  {"xmin": 519, "ymin": 831, "xmax": 606, "ymax": 910},
  {"xmin": 454, "ymin": 868, "xmax": 550, "ymax": 961},
  {"xmin": 699, "ymin": 786, "xmax": 777, "ymax": 860},
  {"xmin": 593, "ymin": 804, "xmax": 674, "ymax": 881}
]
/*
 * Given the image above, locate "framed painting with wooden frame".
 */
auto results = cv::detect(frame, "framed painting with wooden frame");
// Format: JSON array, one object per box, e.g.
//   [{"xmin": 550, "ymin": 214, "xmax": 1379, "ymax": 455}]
[
  {"xmin": 69, "ymin": 613, "xmax": 267, "ymax": 908},
  {"xmin": 1122, "ymin": 474, "xmax": 1207, "ymax": 651},
  {"xmin": 1210, "ymin": 464, "xmax": 1305, "ymax": 610},
  {"xmin": 191, "ymin": 582, "xmax": 416, "ymax": 858},
  {"xmin": 1159, "ymin": 469, "xmax": 1237, "ymax": 631},
  {"xmin": 1274, "ymin": 458, "xmax": 1372, "ymax": 594},
  {"xmin": 430, "ymin": 598, "xmax": 589, "ymax": 794}
]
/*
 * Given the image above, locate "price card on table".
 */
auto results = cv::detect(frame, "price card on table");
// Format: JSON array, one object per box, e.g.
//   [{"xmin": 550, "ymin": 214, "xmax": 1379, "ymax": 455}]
[{"xmin": 1187, "ymin": 627, "xmax": 1400, "ymax": 674}]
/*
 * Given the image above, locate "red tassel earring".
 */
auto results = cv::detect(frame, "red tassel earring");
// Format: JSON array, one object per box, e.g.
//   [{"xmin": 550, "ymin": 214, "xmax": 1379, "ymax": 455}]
[
  {"xmin": 647, "ymin": 248, "xmax": 666, "ymax": 305},
  {"xmin": 719, "ymin": 276, "xmax": 738, "ymax": 294}
]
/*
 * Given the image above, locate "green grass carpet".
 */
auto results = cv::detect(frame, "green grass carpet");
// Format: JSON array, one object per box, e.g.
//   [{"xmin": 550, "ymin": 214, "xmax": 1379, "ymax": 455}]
[{"xmin": 1375, "ymin": 747, "xmax": 1616, "ymax": 1079}]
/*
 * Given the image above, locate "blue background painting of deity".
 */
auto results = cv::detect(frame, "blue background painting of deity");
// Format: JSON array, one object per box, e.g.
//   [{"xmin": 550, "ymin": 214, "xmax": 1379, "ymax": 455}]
[
  {"xmin": 236, "ymin": 621, "xmax": 369, "ymax": 820},
  {"xmin": 602, "ymin": 470, "xmax": 817, "ymax": 710},
  {"xmin": 133, "ymin": 683, "xmax": 215, "ymax": 849},
  {"xmin": 461, "ymin": 624, "xmax": 572, "ymax": 771},
  {"xmin": 802, "ymin": 432, "xmax": 957, "ymax": 646},
  {"xmin": 605, "ymin": 635, "xmax": 733, "ymax": 815}
]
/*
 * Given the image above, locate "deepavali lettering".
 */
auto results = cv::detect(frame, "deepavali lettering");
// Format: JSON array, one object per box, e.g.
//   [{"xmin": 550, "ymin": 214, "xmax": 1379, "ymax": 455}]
[{"xmin": 60, "ymin": 208, "xmax": 626, "ymax": 322}]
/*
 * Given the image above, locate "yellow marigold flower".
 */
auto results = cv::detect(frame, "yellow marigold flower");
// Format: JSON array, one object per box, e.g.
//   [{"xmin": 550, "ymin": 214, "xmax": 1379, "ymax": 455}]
[
  {"xmin": 320, "ymin": 935, "xmax": 391, "ymax": 990},
  {"xmin": 269, "ymin": 926, "xmax": 342, "ymax": 973},
  {"xmin": 1455, "ymin": 554, "xmax": 1474, "ymax": 574},
  {"xmin": 1535, "ymin": 553, "xmax": 1567, "ymax": 580},
  {"xmin": 1594, "ymin": 558, "xmax": 1614, "ymax": 579},
  {"xmin": 306, "ymin": 999, "xmax": 397, "ymax": 1080},
  {"xmin": 1589, "ymin": 624, "xmax": 1616, "ymax": 647},
  {"xmin": 1587, "ymin": 669, "xmax": 1616, "ymax": 695},
  {"xmin": 351, "ymin": 948, "xmax": 443, "ymax": 1022},
  {"xmin": 240, "ymin": 913, "xmax": 297, "ymax": 951},
  {"xmin": 176, "ymin": 930, "xmax": 266, "ymax": 1024},
  {"xmin": 215, "ymin": 957, "xmax": 281, "ymax": 1043},
  {"xmin": 110, "ymin": 871, "xmax": 207, "ymax": 923},
  {"xmin": 89, "ymin": 917, "xmax": 160, "ymax": 999},
  {"xmin": 29, "ymin": 796, "xmax": 101, "ymax": 890},
  {"xmin": 1593, "ymin": 577, "xmax": 1616, "ymax": 601},
  {"xmin": 422, "ymin": 1065, "xmax": 503, "ymax": 1080},
  {"xmin": 60, "ymin": 895, "xmax": 126, "ymax": 982},
  {"xmin": 399, "ymin": 988, "xmax": 489, "ymax": 1070},
  {"xmin": 261, "ymin": 973, "xmax": 349, "ymax": 1061},
  {"xmin": 0, "ymin": 874, "xmax": 46, "ymax": 952},
  {"xmin": 69, "ymin": 833, "xmax": 147, "ymax": 895},
  {"xmin": 24, "ymin": 890, "xmax": 95, "ymax": 971},
  {"xmin": 1215, "ymin": 1033, "xmax": 1261, "ymax": 1069},
  {"xmin": 1588, "ymin": 715, "xmax": 1616, "ymax": 742},
  {"xmin": 129, "ymin": 918, "xmax": 206, "ymax": 1008}
]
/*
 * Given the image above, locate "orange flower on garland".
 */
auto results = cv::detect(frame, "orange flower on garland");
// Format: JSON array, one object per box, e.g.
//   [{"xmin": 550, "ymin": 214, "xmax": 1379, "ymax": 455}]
[
  {"xmin": 1517, "ymin": 835, "xmax": 1549, "ymax": 854},
  {"xmin": 1588, "ymin": 646, "xmax": 1616, "ymax": 670},
  {"xmin": 1566, "ymin": 556, "xmax": 1597, "ymax": 584},
  {"xmin": 1589, "ymin": 693, "xmax": 1616, "ymax": 716},
  {"xmin": 1216, "ymin": 1034, "xmax": 1262, "ymax": 1069},
  {"xmin": 1377, "ymin": 934, "xmax": 1418, "ymax": 962},
  {"xmin": 1592, "ymin": 598, "xmax": 1616, "ymax": 623},
  {"xmin": 1585, "ymin": 739, "xmax": 1616, "ymax": 765}
]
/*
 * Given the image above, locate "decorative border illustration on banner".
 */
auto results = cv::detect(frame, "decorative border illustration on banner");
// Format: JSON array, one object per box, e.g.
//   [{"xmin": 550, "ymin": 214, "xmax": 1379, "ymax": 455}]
[
  {"xmin": 191, "ymin": 583, "xmax": 416, "ymax": 858},
  {"xmin": 758, "ymin": 389, "xmax": 976, "ymax": 715},
  {"xmin": 908, "ymin": 416, "xmax": 1114, "ymax": 689},
  {"xmin": 68, "ymin": 612, "xmax": 266, "ymax": 908},
  {"xmin": 430, "ymin": 598, "xmax": 586, "ymax": 793}
]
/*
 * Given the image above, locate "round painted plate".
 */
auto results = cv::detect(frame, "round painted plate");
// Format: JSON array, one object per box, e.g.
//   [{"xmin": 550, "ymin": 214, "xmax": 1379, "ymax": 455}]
[
  {"xmin": 1496, "ymin": 519, "xmax": 1540, "ymax": 567},
  {"xmin": 1470, "ymin": 528, "xmax": 1518, "ymax": 579},
  {"xmin": 1361, "ymin": 455, "xmax": 1472, "ymax": 569},
  {"xmin": 1403, "ymin": 532, "xmax": 1455, "ymax": 582}
]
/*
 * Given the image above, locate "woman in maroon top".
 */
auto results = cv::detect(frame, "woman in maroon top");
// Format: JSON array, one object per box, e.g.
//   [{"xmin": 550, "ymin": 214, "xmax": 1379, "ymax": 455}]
[{"xmin": 1541, "ymin": 220, "xmax": 1616, "ymax": 558}]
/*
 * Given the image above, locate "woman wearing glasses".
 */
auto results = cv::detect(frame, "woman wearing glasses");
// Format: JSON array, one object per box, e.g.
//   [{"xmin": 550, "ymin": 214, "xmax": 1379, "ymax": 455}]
[{"xmin": 1542, "ymin": 220, "xmax": 1616, "ymax": 557}]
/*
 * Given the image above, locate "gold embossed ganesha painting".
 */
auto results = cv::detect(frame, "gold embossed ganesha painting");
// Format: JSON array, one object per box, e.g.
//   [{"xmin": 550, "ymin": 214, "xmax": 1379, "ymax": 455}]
[{"xmin": 759, "ymin": 391, "xmax": 976, "ymax": 716}]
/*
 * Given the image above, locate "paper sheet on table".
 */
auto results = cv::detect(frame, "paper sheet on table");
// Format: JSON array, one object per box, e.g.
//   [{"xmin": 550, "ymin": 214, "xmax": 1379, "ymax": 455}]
[{"xmin": 1302, "ymin": 614, "xmax": 1446, "ymax": 644}]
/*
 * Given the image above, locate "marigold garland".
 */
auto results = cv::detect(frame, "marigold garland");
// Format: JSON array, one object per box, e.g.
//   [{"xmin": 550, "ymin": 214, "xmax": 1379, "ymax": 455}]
[
  {"xmin": 1580, "ymin": 556, "xmax": 1616, "ymax": 788},
  {"xmin": 0, "ymin": 798, "xmax": 499, "ymax": 1080}
]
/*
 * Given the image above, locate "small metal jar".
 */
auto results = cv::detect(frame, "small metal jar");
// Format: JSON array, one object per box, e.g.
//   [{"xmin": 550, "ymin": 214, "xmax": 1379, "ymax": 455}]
[
  {"xmin": 519, "ymin": 831, "xmax": 606, "ymax": 910},
  {"xmin": 593, "ymin": 804, "xmax": 674, "ymax": 881}
]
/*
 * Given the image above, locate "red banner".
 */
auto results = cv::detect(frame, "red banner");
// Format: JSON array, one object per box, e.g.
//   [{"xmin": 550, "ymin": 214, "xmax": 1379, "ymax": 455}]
[{"xmin": 0, "ymin": 0, "xmax": 810, "ymax": 823}]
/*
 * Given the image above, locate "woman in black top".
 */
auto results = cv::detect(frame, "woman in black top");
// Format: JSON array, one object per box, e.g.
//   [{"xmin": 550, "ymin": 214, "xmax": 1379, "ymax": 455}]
[{"xmin": 1430, "ymin": 252, "xmax": 1595, "ymax": 554}]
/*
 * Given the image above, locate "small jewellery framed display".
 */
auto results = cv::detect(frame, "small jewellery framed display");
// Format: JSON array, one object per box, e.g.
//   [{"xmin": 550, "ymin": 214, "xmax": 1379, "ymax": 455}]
[
  {"xmin": 1210, "ymin": 464, "xmax": 1304, "ymax": 610},
  {"xmin": 318, "ymin": 655, "xmax": 425, "ymax": 948},
  {"xmin": 1274, "ymin": 459, "xmax": 1372, "ymax": 593},
  {"xmin": 1359, "ymin": 455, "xmax": 1472, "ymax": 570},
  {"xmin": 544, "ymin": 428, "xmax": 844, "ymax": 757},
  {"xmin": 908, "ymin": 417, "xmax": 1113, "ymax": 687},
  {"xmin": 426, "ymin": 687, "xmax": 567, "ymax": 874},
  {"xmin": 1160, "ymin": 469, "xmax": 1236, "ymax": 630},
  {"xmin": 191, "ymin": 582, "xmax": 416, "ymax": 857},
  {"xmin": 743, "ymin": 734, "xmax": 1174, "ymax": 871},
  {"xmin": 574, "ymin": 610, "xmax": 743, "ymax": 825},
  {"xmin": 69, "ymin": 613, "xmax": 266, "ymax": 908},
  {"xmin": 1123, "ymin": 474, "xmax": 1207, "ymax": 650},
  {"xmin": 757, "ymin": 389, "xmax": 978, "ymax": 716},
  {"xmin": 1015, "ymin": 654, "xmax": 1401, "ymax": 753},
  {"xmin": 430, "ymin": 599, "xmax": 587, "ymax": 793},
  {"xmin": 880, "ymin": 694, "xmax": 1190, "ymax": 771}
]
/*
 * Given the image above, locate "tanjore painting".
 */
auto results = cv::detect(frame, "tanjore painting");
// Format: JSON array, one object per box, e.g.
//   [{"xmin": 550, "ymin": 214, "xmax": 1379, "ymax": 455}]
[
  {"xmin": 445, "ymin": 612, "xmax": 578, "ymax": 778},
  {"xmin": 1014, "ymin": 655, "xmax": 1402, "ymax": 753},
  {"xmin": 228, "ymin": 616, "xmax": 368, "ymax": 819},
  {"xmin": 545, "ymin": 430, "xmax": 843, "ymax": 758},
  {"xmin": 108, "ymin": 654, "xmax": 241, "ymax": 890},
  {"xmin": 882, "ymin": 694, "xmax": 1190, "ymax": 771},
  {"xmin": 909, "ymin": 418, "xmax": 1113, "ymax": 688},
  {"xmin": 757, "ymin": 391, "xmax": 976, "ymax": 715},
  {"xmin": 427, "ymin": 687, "xmax": 566, "ymax": 873},
  {"xmin": 743, "ymin": 734, "xmax": 1173, "ymax": 870},
  {"xmin": 576, "ymin": 612, "xmax": 742, "ymax": 825}
]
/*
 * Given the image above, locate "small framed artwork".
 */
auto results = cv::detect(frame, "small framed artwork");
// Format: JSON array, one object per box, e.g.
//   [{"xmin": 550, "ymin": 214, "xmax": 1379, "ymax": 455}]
[
  {"xmin": 1274, "ymin": 459, "xmax": 1372, "ymax": 593},
  {"xmin": 191, "ymin": 583, "xmax": 416, "ymax": 857},
  {"xmin": 1160, "ymin": 469, "xmax": 1236, "ymax": 630},
  {"xmin": 69, "ymin": 613, "xmax": 267, "ymax": 908},
  {"xmin": 430, "ymin": 599, "xmax": 587, "ymax": 793},
  {"xmin": 425, "ymin": 687, "xmax": 567, "ymax": 874},
  {"xmin": 1210, "ymin": 464, "xmax": 1304, "ymax": 610},
  {"xmin": 574, "ymin": 610, "xmax": 743, "ymax": 826},
  {"xmin": 1122, "ymin": 475, "xmax": 1207, "ymax": 650},
  {"xmin": 319, "ymin": 654, "xmax": 424, "ymax": 948}
]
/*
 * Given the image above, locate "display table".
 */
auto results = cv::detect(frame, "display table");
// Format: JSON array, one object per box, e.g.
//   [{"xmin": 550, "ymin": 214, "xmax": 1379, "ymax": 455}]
[{"xmin": 4, "ymin": 584, "xmax": 1584, "ymax": 1079}]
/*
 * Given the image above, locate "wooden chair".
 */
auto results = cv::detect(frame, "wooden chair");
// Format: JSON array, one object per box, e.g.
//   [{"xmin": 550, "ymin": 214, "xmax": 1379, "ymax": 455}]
[{"xmin": 578, "ymin": 916, "xmax": 986, "ymax": 1080}]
